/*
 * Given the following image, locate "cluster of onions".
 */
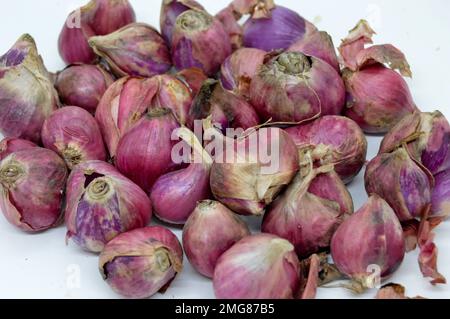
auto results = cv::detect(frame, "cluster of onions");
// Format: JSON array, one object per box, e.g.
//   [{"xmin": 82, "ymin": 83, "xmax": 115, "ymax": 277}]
[{"xmin": 1, "ymin": 0, "xmax": 450, "ymax": 301}]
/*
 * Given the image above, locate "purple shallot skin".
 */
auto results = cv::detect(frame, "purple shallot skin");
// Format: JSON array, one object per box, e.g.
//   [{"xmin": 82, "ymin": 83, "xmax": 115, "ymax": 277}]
[
  {"xmin": 65, "ymin": 161, "xmax": 152, "ymax": 253},
  {"xmin": 89, "ymin": 23, "xmax": 172, "ymax": 78},
  {"xmin": 151, "ymin": 127, "xmax": 213, "ymax": 225},
  {"xmin": 262, "ymin": 164, "xmax": 353, "ymax": 258},
  {"xmin": 250, "ymin": 51, "xmax": 345, "ymax": 123},
  {"xmin": 213, "ymin": 234, "xmax": 301, "ymax": 299},
  {"xmin": 99, "ymin": 226, "xmax": 183, "ymax": 299},
  {"xmin": 54, "ymin": 64, "xmax": 114, "ymax": 114},
  {"xmin": 183, "ymin": 200, "xmax": 250, "ymax": 278},
  {"xmin": 115, "ymin": 108, "xmax": 181, "ymax": 193},
  {"xmin": 172, "ymin": 10, "xmax": 232, "ymax": 76},
  {"xmin": 41, "ymin": 106, "xmax": 107, "ymax": 170},
  {"xmin": 189, "ymin": 80, "xmax": 260, "ymax": 131},
  {"xmin": 0, "ymin": 138, "xmax": 37, "ymax": 161},
  {"xmin": 0, "ymin": 34, "xmax": 59, "ymax": 143},
  {"xmin": 286, "ymin": 116, "xmax": 368, "ymax": 184},
  {"xmin": 58, "ymin": 0, "xmax": 136, "ymax": 64},
  {"xmin": 288, "ymin": 29, "xmax": 340, "ymax": 72},
  {"xmin": 220, "ymin": 48, "xmax": 266, "ymax": 98},
  {"xmin": 339, "ymin": 20, "xmax": 417, "ymax": 134},
  {"xmin": 0, "ymin": 148, "xmax": 68, "ymax": 232},
  {"xmin": 380, "ymin": 111, "xmax": 450, "ymax": 176},
  {"xmin": 331, "ymin": 195, "xmax": 405, "ymax": 291},
  {"xmin": 365, "ymin": 147, "xmax": 432, "ymax": 222},
  {"xmin": 432, "ymin": 169, "xmax": 450, "ymax": 218},
  {"xmin": 243, "ymin": 6, "xmax": 310, "ymax": 52},
  {"xmin": 160, "ymin": 0, "xmax": 205, "ymax": 45}
]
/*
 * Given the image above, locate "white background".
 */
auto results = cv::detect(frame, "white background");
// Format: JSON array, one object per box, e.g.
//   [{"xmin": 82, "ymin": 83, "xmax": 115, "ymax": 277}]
[{"xmin": 0, "ymin": 0, "xmax": 449, "ymax": 299}]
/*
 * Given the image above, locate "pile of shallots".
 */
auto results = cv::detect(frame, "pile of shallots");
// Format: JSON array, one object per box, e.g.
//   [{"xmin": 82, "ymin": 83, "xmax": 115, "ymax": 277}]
[{"xmin": 0, "ymin": 0, "xmax": 448, "ymax": 299}]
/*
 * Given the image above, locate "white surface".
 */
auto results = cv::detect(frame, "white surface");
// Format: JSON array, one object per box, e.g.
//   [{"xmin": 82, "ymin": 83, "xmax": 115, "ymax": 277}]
[{"xmin": 0, "ymin": 0, "xmax": 449, "ymax": 299}]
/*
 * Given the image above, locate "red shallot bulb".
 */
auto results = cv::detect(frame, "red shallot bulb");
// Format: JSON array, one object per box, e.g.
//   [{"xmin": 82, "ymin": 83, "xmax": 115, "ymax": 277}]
[
  {"xmin": 99, "ymin": 226, "xmax": 183, "ymax": 299},
  {"xmin": 115, "ymin": 108, "xmax": 181, "ymax": 193},
  {"xmin": 380, "ymin": 111, "xmax": 450, "ymax": 176},
  {"xmin": 54, "ymin": 64, "xmax": 114, "ymax": 114},
  {"xmin": 183, "ymin": 200, "xmax": 250, "ymax": 278},
  {"xmin": 151, "ymin": 128, "xmax": 213, "ymax": 224},
  {"xmin": 0, "ymin": 148, "xmax": 68, "ymax": 232},
  {"xmin": 365, "ymin": 147, "xmax": 432, "ymax": 222},
  {"xmin": 89, "ymin": 23, "xmax": 172, "ymax": 78},
  {"xmin": 339, "ymin": 20, "xmax": 417, "ymax": 134},
  {"xmin": 58, "ymin": 0, "xmax": 136, "ymax": 64},
  {"xmin": 65, "ymin": 161, "xmax": 152, "ymax": 253},
  {"xmin": 213, "ymin": 234, "xmax": 301, "ymax": 299},
  {"xmin": 96, "ymin": 76, "xmax": 193, "ymax": 157},
  {"xmin": 160, "ymin": 0, "xmax": 205, "ymax": 45},
  {"xmin": 41, "ymin": 106, "xmax": 107, "ymax": 170},
  {"xmin": 189, "ymin": 80, "xmax": 260, "ymax": 131},
  {"xmin": 286, "ymin": 116, "xmax": 368, "ymax": 184},
  {"xmin": 0, "ymin": 34, "xmax": 59, "ymax": 143},
  {"xmin": 331, "ymin": 195, "xmax": 406, "ymax": 292},
  {"xmin": 220, "ymin": 48, "xmax": 266, "ymax": 98},
  {"xmin": 209, "ymin": 123, "xmax": 299, "ymax": 216},
  {"xmin": 262, "ymin": 163, "xmax": 354, "ymax": 258},
  {"xmin": 250, "ymin": 51, "xmax": 345, "ymax": 123},
  {"xmin": 0, "ymin": 138, "xmax": 37, "ymax": 161},
  {"xmin": 171, "ymin": 10, "xmax": 232, "ymax": 76}
]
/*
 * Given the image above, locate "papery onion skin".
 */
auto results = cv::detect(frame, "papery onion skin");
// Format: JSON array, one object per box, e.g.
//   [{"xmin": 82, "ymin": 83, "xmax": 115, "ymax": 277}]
[
  {"xmin": 0, "ymin": 34, "xmax": 59, "ymax": 143},
  {"xmin": 0, "ymin": 138, "xmax": 37, "ymax": 161},
  {"xmin": 331, "ymin": 195, "xmax": 405, "ymax": 289},
  {"xmin": 365, "ymin": 148, "xmax": 432, "ymax": 222},
  {"xmin": 160, "ymin": 0, "xmax": 205, "ymax": 45},
  {"xmin": 0, "ymin": 148, "xmax": 68, "ymax": 232},
  {"xmin": 54, "ymin": 64, "xmax": 114, "ymax": 114},
  {"xmin": 172, "ymin": 10, "xmax": 232, "ymax": 76},
  {"xmin": 89, "ymin": 23, "xmax": 172, "ymax": 78},
  {"xmin": 41, "ymin": 106, "xmax": 107, "ymax": 170},
  {"xmin": 220, "ymin": 48, "xmax": 266, "ymax": 98},
  {"xmin": 190, "ymin": 80, "xmax": 260, "ymax": 131},
  {"xmin": 65, "ymin": 161, "xmax": 152, "ymax": 253},
  {"xmin": 210, "ymin": 127, "xmax": 300, "ymax": 216},
  {"xmin": 250, "ymin": 51, "xmax": 345, "ymax": 123},
  {"xmin": 432, "ymin": 169, "xmax": 450, "ymax": 218},
  {"xmin": 58, "ymin": 0, "xmax": 136, "ymax": 64},
  {"xmin": 262, "ymin": 165, "xmax": 354, "ymax": 258},
  {"xmin": 115, "ymin": 108, "xmax": 181, "ymax": 193},
  {"xmin": 286, "ymin": 116, "xmax": 368, "ymax": 184},
  {"xmin": 380, "ymin": 111, "xmax": 450, "ymax": 175},
  {"xmin": 243, "ymin": 6, "xmax": 313, "ymax": 52},
  {"xmin": 343, "ymin": 66, "xmax": 418, "ymax": 134},
  {"xmin": 176, "ymin": 67, "xmax": 208, "ymax": 97},
  {"xmin": 183, "ymin": 200, "xmax": 250, "ymax": 278},
  {"xmin": 288, "ymin": 30, "xmax": 340, "ymax": 72},
  {"xmin": 213, "ymin": 234, "xmax": 301, "ymax": 299},
  {"xmin": 99, "ymin": 226, "xmax": 183, "ymax": 299}
]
